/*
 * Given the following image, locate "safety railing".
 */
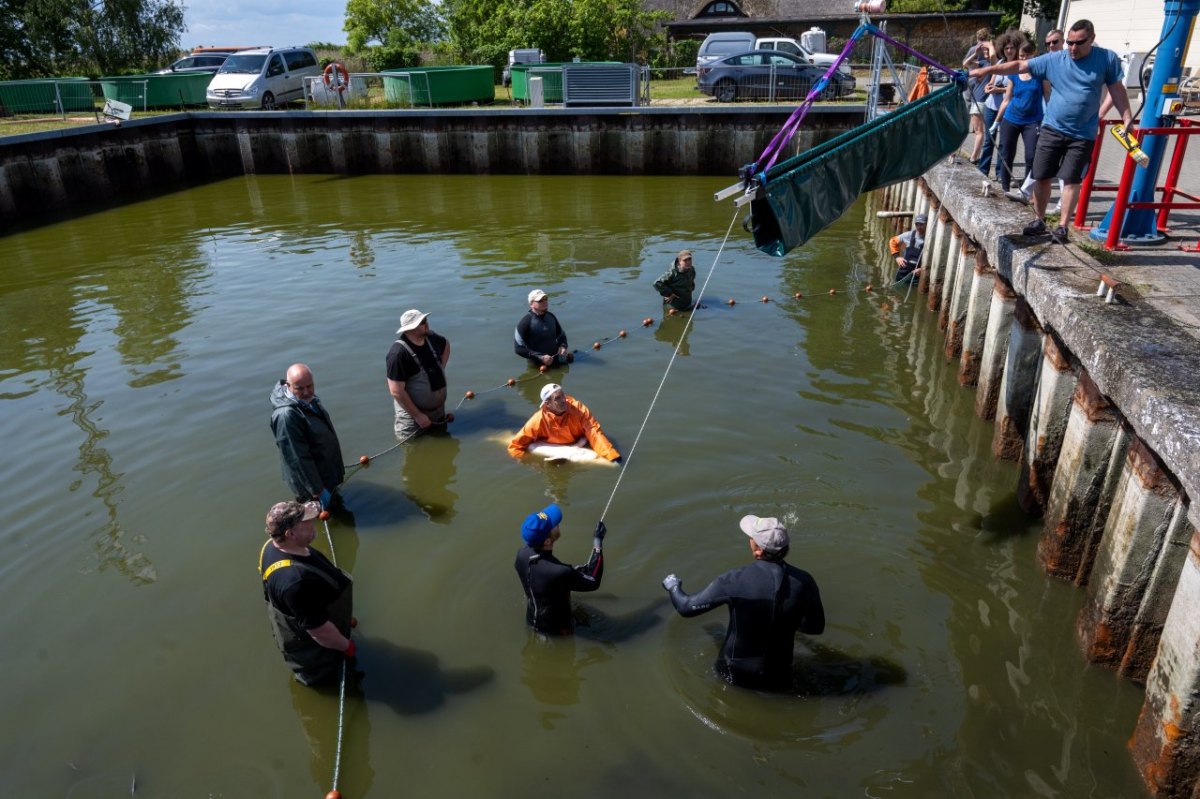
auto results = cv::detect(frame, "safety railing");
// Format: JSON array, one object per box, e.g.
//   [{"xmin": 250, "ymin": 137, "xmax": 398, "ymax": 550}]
[
  {"xmin": 0, "ymin": 79, "xmax": 147, "ymax": 122},
  {"xmin": 303, "ymin": 72, "xmax": 434, "ymax": 110}
]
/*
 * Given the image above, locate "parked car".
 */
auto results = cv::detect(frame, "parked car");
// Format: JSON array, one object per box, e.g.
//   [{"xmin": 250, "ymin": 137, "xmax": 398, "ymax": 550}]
[
  {"xmin": 756, "ymin": 37, "xmax": 852, "ymax": 75},
  {"xmin": 696, "ymin": 31, "xmax": 757, "ymax": 72},
  {"xmin": 503, "ymin": 48, "xmax": 545, "ymax": 87},
  {"xmin": 698, "ymin": 50, "xmax": 856, "ymax": 103},
  {"xmin": 158, "ymin": 54, "xmax": 230, "ymax": 75},
  {"xmin": 205, "ymin": 46, "xmax": 321, "ymax": 110}
]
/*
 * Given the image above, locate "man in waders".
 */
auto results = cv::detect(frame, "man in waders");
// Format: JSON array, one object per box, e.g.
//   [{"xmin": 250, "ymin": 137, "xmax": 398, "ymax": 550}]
[
  {"xmin": 270, "ymin": 363, "xmax": 345, "ymax": 509},
  {"xmin": 386, "ymin": 309, "xmax": 451, "ymax": 440},
  {"xmin": 661, "ymin": 515, "xmax": 825, "ymax": 691},
  {"xmin": 259, "ymin": 500, "xmax": 355, "ymax": 686},
  {"xmin": 654, "ymin": 249, "xmax": 697, "ymax": 312},
  {"xmin": 888, "ymin": 213, "xmax": 926, "ymax": 284}
]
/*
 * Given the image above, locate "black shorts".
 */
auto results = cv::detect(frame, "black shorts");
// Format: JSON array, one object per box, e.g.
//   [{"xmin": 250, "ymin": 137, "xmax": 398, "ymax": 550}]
[{"xmin": 1031, "ymin": 125, "xmax": 1094, "ymax": 184}]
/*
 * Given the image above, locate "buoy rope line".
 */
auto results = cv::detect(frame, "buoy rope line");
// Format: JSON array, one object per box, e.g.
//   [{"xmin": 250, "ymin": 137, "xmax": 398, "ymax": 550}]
[
  {"xmin": 598, "ymin": 208, "xmax": 739, "ymax": 523},
  {"xmin": 326, "ymin": 235, "xmax": 902, "ymax": 499}
]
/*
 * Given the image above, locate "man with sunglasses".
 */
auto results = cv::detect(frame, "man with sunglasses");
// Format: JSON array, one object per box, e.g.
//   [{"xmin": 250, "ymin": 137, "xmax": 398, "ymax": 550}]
[{"xmin": 971, "ymin": 20, "xmax": 1132, "ymax": 242}]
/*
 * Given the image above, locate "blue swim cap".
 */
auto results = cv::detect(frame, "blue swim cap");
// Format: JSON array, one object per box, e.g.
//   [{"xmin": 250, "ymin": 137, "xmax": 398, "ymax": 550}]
[{"xmin": 521, "ymin": 503, "xmax": 563, "ymax": 546}]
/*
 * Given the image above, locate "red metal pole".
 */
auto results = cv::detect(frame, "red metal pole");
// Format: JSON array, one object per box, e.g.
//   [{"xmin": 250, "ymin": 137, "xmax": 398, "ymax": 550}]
[
  {"xmin": 1105, "ymin": 150, "xmax": 1140, "ymax": 250},
  {"xmin": 1075, "ymin": 119, "xmax": 1114, "ymax": 227},
  {"xmin": 1157, "ymin": 118, "xmax": 1192, "ymax": 231}
]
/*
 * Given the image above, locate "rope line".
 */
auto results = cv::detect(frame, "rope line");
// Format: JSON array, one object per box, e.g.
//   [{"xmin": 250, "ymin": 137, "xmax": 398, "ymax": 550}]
[
  {"xmin": 598, "ymin": 208, "xmax": 741, "ymax": 522},
  {"xmin": 320, "ymin": 516, "xmax": 348, "ymax": 799}
]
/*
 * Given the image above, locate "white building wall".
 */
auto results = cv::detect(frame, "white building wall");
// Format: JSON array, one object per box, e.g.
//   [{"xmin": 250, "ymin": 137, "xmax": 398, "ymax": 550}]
[{"xmin": 1023, "ymin": 0, "xmax": 1198, "ymax": 74}]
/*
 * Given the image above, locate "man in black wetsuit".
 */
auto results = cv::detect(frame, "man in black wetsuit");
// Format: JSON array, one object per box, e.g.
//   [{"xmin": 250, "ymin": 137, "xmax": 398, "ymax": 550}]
[
  {"xmin": 258, "ymin": 500, "xmax": 355, "ymax": 686},
  {"xmin": 514, "ymin": 503, "xmax": 606, "ymax": 635},
  {"xmin": 514, "ymin": 289, "xmax": 572, "ymax": 367},
  {"xmin": 661, "ymin": 515, "xmax": 824, "ymax": 690}
]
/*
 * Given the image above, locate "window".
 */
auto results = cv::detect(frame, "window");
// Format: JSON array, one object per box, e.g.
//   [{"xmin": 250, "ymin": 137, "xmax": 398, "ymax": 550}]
[
  {"xmin": 284, "ymin": 50, "xmax": 316, "ymax": 71},
  {"xmin": 267, "ymin": 55, "xmax": 284, "ymax": 76},
  {"xmin": 698, "ymin": 1, "xmax": 742, "ymax": 17}
]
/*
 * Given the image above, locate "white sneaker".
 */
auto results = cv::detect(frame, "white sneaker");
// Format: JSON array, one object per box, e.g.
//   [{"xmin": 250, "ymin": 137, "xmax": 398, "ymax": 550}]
[
  {"xmin": 1049, "ymin": 204, "xmax": 1062, "ymax": 215},
  {"xmin": 1005, "ymin": 189, "xmax": 1030, "ymax": 205}
]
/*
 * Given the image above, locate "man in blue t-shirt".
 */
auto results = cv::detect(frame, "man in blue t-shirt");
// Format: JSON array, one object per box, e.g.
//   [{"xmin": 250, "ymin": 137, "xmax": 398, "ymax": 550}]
[{"xmin": 970, "ymin": 19, "xmax": 1132, "ymax": 241}]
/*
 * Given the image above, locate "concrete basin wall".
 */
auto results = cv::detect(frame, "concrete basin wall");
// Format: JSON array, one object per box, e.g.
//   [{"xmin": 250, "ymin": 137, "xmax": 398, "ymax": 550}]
[
  {"xmin": 0, "ymin": 106, "xmax": 867, "ymax": 233},
  {"xmin": 876, "ymin": 164, "xmax": 1200, "ymax": 799}
]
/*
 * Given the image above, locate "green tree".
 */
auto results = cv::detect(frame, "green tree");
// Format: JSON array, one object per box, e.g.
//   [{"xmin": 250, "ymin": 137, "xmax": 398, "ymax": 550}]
[
  {"xmin": 343, "ymin": 0, "xmax": 445, "ymax": 52},
  {"xmin": 0, "ymin": 0, "xmax": 185, "ymax": 80}
]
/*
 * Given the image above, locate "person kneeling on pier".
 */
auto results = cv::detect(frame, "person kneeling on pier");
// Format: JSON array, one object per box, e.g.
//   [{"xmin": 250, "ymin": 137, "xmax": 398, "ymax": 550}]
[
  {"xmin": 514, "ymin": 503, "xmax": 606, "ymax": 636},
  {"xmin": 888, "ymin": 213, "xmax": 927, "ymax": 284},
  {"xmin": 508, "ymin": 383, "xmax": 621, "ymax": 462}
]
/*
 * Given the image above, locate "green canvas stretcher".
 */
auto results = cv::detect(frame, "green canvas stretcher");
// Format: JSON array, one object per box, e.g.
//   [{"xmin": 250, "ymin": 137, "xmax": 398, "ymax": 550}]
[{"xmin": 748, "ymin": 83, "xmax": 969, "ymax": 257}]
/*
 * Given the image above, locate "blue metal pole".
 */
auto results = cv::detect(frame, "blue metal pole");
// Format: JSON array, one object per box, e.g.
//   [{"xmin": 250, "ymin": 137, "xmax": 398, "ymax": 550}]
[{"xmin": 1092, "ymin": 0, "xmax": 1200, "ymax": 243}]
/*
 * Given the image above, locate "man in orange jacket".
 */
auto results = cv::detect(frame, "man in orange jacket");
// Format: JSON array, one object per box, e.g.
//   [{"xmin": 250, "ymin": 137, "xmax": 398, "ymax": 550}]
[{"xmin": 508, "ymin": 383, "xmax": 621, "ymax": 461}]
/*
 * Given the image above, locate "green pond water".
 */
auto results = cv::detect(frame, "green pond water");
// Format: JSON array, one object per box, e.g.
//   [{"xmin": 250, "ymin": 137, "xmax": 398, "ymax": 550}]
[{"xmin": 0, "ymin": 174, "xmax": 1149, "ymax": 798}]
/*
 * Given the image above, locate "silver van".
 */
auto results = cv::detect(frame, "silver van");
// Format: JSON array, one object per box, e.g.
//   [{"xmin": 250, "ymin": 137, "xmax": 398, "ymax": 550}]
[
  {"xmin": 206, "ymin": 46, "xmax": 321, "ymax": 110},
  {"xmin": 696, "ymin": 32, "xmax": 757, "ymax": 71}
]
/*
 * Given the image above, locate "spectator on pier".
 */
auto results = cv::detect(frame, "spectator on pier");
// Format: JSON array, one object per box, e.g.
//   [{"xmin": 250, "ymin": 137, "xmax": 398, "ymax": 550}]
[{"xmin": 972, "ymin": 19, "xmax": 1133, "ymax": 241}]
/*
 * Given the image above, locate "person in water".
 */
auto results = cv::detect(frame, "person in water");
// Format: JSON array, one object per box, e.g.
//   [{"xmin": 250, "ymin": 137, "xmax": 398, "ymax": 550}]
[
  {"xmin": 270, "ymin": 362, "xmax": 345, "ymax": 508},
  {"xmin": 654, "ymin": 249, "xmax": 697, "ymax": 312},
  {"xmin": 515, "ymin": 288, "xmax": 572, "ymax": 367},
  {"xmin": 259, "ymin": 500, "xmax": 355, "ymax": 686},
  {"xmin": 661, "ymin": 515, "xmax": 825, "ymax": 690},
  {"xmin": 514, "ymin": 503, "xmax": 606, "ymax": 635},
  {"xmin": 888, "ymin": 213, "xmax": 927, "ymax": 284},
  {"xmin": 508, "ymin": 383, "xmax": 621, "ymax": 461},
  {"xmin": 386, "ymin": 309, "xmax": 451, "ymax": 440}
]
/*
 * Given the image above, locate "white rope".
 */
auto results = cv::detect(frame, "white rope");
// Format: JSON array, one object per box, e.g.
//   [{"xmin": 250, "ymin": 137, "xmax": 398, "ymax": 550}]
[
  {"xmin": 599, "ymin": 208, "xmax": 742, "ymax": 522},
  {"xmin": 322, "ymin": 517, "xmax": 348, "ymax": 796}
]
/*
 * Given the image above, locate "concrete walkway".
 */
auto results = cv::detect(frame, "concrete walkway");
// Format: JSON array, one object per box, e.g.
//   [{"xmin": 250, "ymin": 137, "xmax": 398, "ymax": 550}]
[{"xmin": 969, "ymin": 105, "xmax": 1200, "ymax": 337}]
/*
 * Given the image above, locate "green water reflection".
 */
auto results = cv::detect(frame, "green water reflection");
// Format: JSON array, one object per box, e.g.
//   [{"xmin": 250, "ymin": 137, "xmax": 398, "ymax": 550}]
[{"xmin": 0, "ymin": 174, "xmax": 1147, "ymax": 798}]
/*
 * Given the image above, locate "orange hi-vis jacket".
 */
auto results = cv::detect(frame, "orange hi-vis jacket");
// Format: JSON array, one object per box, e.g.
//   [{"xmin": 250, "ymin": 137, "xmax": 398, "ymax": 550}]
[{"xmin": 508, "ymin": 396, "xmax": 620, "ymax": 461}]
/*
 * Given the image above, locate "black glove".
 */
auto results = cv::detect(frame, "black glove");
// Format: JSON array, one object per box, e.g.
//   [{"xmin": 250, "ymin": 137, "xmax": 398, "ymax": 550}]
[{"xmin": 593, "ymin": 520, "xmax": 607, "ymax": 550}]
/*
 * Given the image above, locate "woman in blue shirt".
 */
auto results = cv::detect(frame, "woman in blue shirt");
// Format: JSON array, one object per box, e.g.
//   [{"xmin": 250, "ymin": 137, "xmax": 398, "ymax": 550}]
[{"xmin": 994, "ymin": 40, "xmax": 1049, "ymax": 193}]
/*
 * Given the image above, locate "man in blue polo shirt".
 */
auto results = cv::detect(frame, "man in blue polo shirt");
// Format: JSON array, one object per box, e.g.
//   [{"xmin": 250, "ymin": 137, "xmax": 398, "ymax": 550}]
[{"xmin": 970, "ymin": 19, "xmax": 1132, "ymax": 241}]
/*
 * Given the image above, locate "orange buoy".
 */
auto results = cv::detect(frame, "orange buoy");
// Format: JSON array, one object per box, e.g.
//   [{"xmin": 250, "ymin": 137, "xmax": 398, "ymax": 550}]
[
  {"xmin": 326, "ymin": 791, "xmax": 342, "ymax": 799},
  {"xmin": 865, "ymin": 284, "xmax": 873, "ymax": 292},
  {"xmin": 446, "ymin": 412, "xmax": 455, "ymax": 423},
  {"xmin": 667, "ymin": 308, "xmax": 677, "ymax": 316},
  {"xmin": 506, "ymin": 378, "xmax": 516, "ymax": 387},
  {"xmin": 465, "ymin": 390, "xmax": 475, "ymax": 399},
  {"xmin": 618, "ymin": 330, "xmax": 627, "ymax": 338},
  {"xmin": 359, "ymin": 455, "xmax": 369, "ymax": 466},
  {"xmin": 761, "ymin": 296, "xmax": 769, "ymax": 303},
  {"xmin": 592, "ymin": 341, "xmax": 601, "ymax": 350},
  {"xmin": 794, "ymin": 292, "xmax": 803, "ymax": 299},
  {"xmin": 539, "ymin": 364, "xmax": 548, "ymax": 373},
  {"xmin": 727, "ymin": 298, "xmax": 736, "ymax": 306},
  {"xmin": 350, "ymin": 616, "xmax": 358, "ymax": 628},
  {"xmin": 642, "ymin": 317, "xmax": 653, "ymax": 327},
  {"xmin": 319, "ymin": 510, "xmax": 331, "ymax": 521},
  {"xmin": 829, "ymin": 288, "xmax": 837, "ymax": 295}
]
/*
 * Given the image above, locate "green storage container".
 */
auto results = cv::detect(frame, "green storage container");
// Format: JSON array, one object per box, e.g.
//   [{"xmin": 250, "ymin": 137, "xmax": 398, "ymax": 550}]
[
  {"xmin": 381, "ymin": 66, "xmax": 493, "ymax": 107},
  {"xmin": 510, "ymin": 64, "xmax": 566, "ymax": 103},
  {"xmin": 100, "ymin": 72, "xmax": 213, "ymax": 110},
  {"xmin": 0, "ymin": 78, "xmax": 94, "ymax": 115},
  {"xmin": 509, "ymin": 62, "xmax": 622, "ymax": 103}
]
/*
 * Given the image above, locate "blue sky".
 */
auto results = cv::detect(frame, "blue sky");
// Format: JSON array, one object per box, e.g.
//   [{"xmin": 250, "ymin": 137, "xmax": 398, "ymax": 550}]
[{"xmin": 180, "ymin": 0, "xmax": 348, "ymax": 49}]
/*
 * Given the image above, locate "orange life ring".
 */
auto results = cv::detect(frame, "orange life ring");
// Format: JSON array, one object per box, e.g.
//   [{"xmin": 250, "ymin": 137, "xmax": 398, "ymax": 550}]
[{"xmin": 323, "ymin": 63, "xmax": 350, "ymax": 92}]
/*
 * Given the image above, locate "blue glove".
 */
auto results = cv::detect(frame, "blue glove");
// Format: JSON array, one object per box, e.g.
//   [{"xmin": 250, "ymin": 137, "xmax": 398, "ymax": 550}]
[
  {"xmin": 662, "ymin": 574, "xmax": 681, "ymax": 592},
  {"xmin": 319, "ymin": 488, "xmax": 332, "ymax": 509}
]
